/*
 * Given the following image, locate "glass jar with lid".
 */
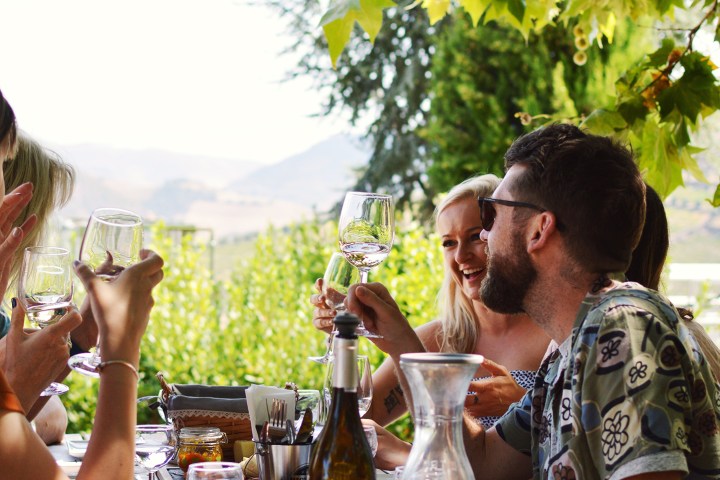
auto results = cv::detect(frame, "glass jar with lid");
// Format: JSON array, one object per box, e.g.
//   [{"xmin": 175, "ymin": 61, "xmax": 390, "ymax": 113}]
[{"xmin": 177, "ymin": 426, "xmax": 227, "ymax": 472}]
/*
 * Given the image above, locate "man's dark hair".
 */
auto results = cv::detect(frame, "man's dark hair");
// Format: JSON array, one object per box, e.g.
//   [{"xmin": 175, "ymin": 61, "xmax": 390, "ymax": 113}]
[
  {"xmin": 0, "ymin": 89, "xmax": 17, "ymax": 153},
  {"xmin": 504, "ymin": 123, "xmax": 646, "ymax": 274}
]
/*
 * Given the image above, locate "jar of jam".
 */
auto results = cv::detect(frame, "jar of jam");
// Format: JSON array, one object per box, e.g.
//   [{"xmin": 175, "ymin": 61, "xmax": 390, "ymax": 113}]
[{"xmin": 177, "ymin": 426, "xmax": 227, "ymax": 473}]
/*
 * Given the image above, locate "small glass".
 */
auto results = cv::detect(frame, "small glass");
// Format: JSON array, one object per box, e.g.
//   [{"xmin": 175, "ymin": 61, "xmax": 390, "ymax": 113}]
[
  {"xmin": 393, "ymin": 466, "xmax": 405, "ymax": 479},
  {"xmin": 187, "ymin": 462, "xmax": 243, "ymax": 479}
]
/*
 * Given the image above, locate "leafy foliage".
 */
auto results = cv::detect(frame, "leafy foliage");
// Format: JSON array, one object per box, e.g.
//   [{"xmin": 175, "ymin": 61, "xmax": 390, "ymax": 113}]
[
  {"xmin": 422, "ymin": 15, "xmax": 651, "ymax": 193},
  {"xmin": 63, "ymin": 221, "xmax": 442, "ymax": 442},
  {"xmin": 306, "ymin": 0, "xmax": 720, "ymax": 205}
]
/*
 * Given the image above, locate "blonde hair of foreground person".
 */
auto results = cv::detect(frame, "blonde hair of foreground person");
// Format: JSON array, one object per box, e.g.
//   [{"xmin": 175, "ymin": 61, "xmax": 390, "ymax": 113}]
[
  {"xmin": 433, "ymin": 173, "xmax": 500, "ymax": 353},
  {"xmin": 0, "ymin": 250, "xmax": 164, "ymax": 480},
  {"xmin": 4, "ymin": 132, "xmax": 75, "ymax": 289}
]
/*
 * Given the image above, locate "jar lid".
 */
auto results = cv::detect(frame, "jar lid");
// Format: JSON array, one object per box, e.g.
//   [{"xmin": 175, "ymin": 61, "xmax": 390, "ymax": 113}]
[{"xmin": 179, "ymin": 426, "xmax": 224, "ymax": 441}]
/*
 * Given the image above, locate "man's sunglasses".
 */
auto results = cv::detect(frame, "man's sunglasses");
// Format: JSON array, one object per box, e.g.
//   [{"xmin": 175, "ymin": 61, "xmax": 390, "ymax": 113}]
[{"xmin": 478, "ymin": 197, "xmax": 547, "ymax": 231}]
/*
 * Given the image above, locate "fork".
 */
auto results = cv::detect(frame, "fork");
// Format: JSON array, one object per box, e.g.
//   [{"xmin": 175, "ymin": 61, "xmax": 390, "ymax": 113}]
[{"xmin": 267, "ymin": 398, "xmax": 287, "ymax": 443}]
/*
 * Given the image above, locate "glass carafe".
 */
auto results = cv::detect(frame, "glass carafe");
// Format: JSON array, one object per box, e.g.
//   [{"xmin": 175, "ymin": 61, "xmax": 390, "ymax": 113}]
[{"xmin": 399, "ymin": 353, "xmax": 484, "ymax": 480}]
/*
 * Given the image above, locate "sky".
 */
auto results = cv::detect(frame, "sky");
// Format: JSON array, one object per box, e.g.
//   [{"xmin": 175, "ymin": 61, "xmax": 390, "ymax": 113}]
[{"xmin": 0, "ymin": 0, "xmax": 355, "ymax": 165}]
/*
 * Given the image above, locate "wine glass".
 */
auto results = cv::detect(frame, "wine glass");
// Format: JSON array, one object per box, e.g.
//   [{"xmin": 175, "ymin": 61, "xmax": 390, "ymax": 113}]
[
  {"xmin": 338, "ymin": 191, "xmax": 394, "ymax": 337},
  {"xmin": 324, "ymin": 354, "xmax": 373, "ymax": 417},
  {"xmin": 187, "ymin": 462, "xmax": 244, "ymax": 479},
  {"xmin": 363, "ymin": 424, "xmax": 378, "ymax": 457},
  {"xmin": 135, "ymin": 424, "xmax": 176, "ymax": 480},
  {"xmin": 68, "ymin": 207, "xmax": 143, "ymax": 377},
  {"xmin": 17, "ymin": 246, "xmax": 74, "ymax": 396},
  {"xmin": 308, "ymin": 252, "xmax": 360, "ymax": 364}
]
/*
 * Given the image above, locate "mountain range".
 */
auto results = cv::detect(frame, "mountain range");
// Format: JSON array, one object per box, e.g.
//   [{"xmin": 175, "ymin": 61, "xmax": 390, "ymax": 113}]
[{"xmin": 54, "ymin": 134, "xmax": 369, "ymax": 238}]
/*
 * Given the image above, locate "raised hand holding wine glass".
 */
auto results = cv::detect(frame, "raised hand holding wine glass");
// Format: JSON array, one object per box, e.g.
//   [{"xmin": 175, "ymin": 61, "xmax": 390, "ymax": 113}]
[
  {"xmin": 338, "ymin": 192, "xmax": 393, "ymax": 337},
  {"xmin": 308, "ymin": 252, "xmax": 360, "ymax": 364},
  {"xmin": 68, "ymin": 207, "xmax": 143, "ymax": 377},
  {"xmin": 17, "ymin": 246, "xmax": 74, "ymax": 396}
]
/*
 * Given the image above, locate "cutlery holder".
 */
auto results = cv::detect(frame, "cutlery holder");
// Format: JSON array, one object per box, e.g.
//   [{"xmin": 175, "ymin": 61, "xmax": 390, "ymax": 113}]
[{"xmin": 254, "ymin": 442, "xmax": 312, "ymax": 480}]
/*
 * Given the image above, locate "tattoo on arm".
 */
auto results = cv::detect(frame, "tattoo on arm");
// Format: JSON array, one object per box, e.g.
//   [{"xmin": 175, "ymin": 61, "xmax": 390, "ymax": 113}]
[{"xmin": 384, "ymin": 384, "xmax": 405, "ymax": 414}]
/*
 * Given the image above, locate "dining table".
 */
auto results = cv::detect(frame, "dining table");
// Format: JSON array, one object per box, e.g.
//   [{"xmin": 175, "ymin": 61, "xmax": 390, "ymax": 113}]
[{"xmin": 52, "ymin": 433, "xmax": 395, "ymax": 479}]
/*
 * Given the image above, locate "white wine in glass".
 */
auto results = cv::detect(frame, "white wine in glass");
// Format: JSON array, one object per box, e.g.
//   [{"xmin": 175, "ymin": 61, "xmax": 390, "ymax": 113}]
[
  {"xmin": 338, "ymin": 192, "xmax": 394, "ymax": 337},
  {"xmin": 338, "ymin": 192, "xmax": 394, "ymax": 285},
  {"xmin": 68, "ymin": 207, "xmax": 143, "ymax": 377},
  {"xmin": 18, "ymin": 246, "xmax": 74, "ymax": 396}
]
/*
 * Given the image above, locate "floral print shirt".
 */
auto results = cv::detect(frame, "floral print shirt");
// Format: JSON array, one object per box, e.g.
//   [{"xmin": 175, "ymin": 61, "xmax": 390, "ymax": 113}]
[{"xmin": 495, "ymin": 282, "xmax": 720, "ymax": 479}]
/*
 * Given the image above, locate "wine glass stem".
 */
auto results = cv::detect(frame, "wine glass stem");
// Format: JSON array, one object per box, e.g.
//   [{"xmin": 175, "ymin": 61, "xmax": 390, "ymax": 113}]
[
  {"xmin": 89, "ymin": 342, "xmax": 102, "ymax": 366},
  {"xmin": 358, "ymin": 268, "xmax": 369, "ymax": 284}
]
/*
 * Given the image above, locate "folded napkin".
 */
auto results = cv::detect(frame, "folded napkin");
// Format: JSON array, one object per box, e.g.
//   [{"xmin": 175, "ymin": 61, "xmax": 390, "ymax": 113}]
[
  {"xmin": 246, "ymin": 385, "xmax": 297, "ymax": 441},
  {"xmin": 167, "ymin": 384, "xmax": 249, "ymax": 414}
]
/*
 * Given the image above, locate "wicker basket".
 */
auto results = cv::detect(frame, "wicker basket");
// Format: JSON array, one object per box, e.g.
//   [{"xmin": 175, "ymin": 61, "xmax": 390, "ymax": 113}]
[{"xmin": 157, "ymin": 373, "xmax": 252, "ymax": 460}]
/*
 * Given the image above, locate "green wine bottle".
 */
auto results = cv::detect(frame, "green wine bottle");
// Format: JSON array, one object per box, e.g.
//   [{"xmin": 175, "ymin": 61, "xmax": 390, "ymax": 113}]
[{"xmin": 309, "ymin": 312, "xmax": 376, "ymax": 479}]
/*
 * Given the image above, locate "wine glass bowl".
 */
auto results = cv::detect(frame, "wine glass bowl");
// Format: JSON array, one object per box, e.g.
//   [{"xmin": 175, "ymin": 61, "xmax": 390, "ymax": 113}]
[
  {"xmin": 338, "ymin": 192, "xmax": 394, "ymax": 284},
  {"xmin": 337, "ymin": 192, "xmax": 393, "ymax": 337},
  {"xmin": 68, "ymin": 207, "xmax": 143, "ymax": 378},
  {"xmin": 309, "ymin": 253, "xmax": 360, "ymax": 364},
  {"xmin": 324, "ymin": 354, "xmax": 373, "ymax": 417},
  {"xmin": 78, "ymin": 207, "xmax": 143, "ymax": 281},
  {"xmin": 18, "ymin": 246, "xmax": 74, "ymax": 396},
  {"xmin": 135, "ymin": 424, "xmax": 176, "ymax": 480},
  {"xmin": 186, "ymin": 462, "xmax": 244, "ymax": 479}
]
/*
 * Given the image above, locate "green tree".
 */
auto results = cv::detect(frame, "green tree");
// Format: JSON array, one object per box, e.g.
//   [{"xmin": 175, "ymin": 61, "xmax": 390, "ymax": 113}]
[{"xmin": 424, "ymin": 15, "xmax": 653, "ymax": 193}]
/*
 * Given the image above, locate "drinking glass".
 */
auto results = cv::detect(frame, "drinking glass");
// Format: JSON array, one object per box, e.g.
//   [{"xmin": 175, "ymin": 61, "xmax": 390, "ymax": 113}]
[
  {"xmin": 308, "ymin": 252, "xmax": 359, "ymax": 364},
  {"xmin": 18, "ymin": 246, "xmax": 74, "ymax": 396},
  {"xmin": 338, "ymin": 192, "xmax": 393, "ymax": 337},
  {"xmin": 135, "ymin": 424, "xmax": 176, "ymax": 480},
  {"xmin": 68, "ymin": 208, "xmax": 143, "ymax": 377},
  {"xmin": 187, "ymin": 462, "xmax": 243, "ymax": 479},
  {"xmin": 324, "ymin": 354, "xmax": 373, "ymax": 417}
]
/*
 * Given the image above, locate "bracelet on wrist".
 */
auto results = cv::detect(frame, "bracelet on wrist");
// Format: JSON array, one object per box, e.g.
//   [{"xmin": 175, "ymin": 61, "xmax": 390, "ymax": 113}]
[{"xmin": 97, "ymin": 360, "xmax": 139, "ymax": 381}]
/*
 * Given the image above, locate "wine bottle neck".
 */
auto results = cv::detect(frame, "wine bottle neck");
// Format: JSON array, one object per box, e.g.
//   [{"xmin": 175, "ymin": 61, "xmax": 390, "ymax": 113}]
[{"xmin": 332, "ymin": 337, "xmax": 358, "ymax": 391}]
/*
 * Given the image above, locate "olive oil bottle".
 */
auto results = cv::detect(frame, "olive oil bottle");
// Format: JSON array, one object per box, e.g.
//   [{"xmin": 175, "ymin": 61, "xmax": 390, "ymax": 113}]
[{"xmin": 309, "ymin": 312, "xmax": 376, "ymax": 479}]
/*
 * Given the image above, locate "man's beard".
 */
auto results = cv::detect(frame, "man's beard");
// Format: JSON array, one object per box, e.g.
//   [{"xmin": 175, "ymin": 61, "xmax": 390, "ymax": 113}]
[{"xmin": 480, "ymin": 232, "xmax": 537, "ymax": 314}]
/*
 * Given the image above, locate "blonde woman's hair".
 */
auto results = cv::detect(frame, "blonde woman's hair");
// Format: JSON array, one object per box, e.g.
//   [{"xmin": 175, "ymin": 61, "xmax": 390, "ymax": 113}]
[
  {"xmin": 433, "ymin": 174, "xmax": 501, "ymax": 353},
  {"xmin": 4, "ymin": 132, "xmax": 75, "ymax": 287}
]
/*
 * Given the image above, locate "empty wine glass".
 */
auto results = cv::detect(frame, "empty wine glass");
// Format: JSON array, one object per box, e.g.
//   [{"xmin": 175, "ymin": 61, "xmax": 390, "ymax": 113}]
[
  {"xmin": 308, "ymin": 252, "xmax": 359, "ymax": 364},
  {"xmin": 135, "ymin": 424, "xmax": 176, "ymax": 480},
  {"xmin": 338, "ymin": 192, "xmax": 393, "ymax": 337},
  {"xmin": 68, "ymin": 207, "xmax": 143, "ymax": 377},
  {"xmin": 324, "ymin": 354, "xmax": 373, "ymax": 417},
  {"xmin": 187, "ymin": 462, "xmax": 243, "ymax": 479},
  {"xmin": 18, "ymin": 246, "xmax": 74, "ymax": 396},
  {"xmin": 363, "ymin": 424, "xmax": 378, "ymax": 457}
]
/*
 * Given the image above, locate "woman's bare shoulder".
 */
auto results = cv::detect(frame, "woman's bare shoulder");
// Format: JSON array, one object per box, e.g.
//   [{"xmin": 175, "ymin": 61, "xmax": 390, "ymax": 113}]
[{"xmin": 415, "ymin": 320, "xmax": 444, "ymax": 352}]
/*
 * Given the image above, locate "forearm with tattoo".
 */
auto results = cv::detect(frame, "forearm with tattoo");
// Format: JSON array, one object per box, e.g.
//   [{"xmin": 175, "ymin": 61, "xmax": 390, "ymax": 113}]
[{"xmin": 384, "ymin": 384, "xmax": 405, "ymax": 414}]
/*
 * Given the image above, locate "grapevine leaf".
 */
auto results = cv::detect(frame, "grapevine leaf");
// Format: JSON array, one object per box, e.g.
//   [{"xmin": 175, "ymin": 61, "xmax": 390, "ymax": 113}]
[
  {"xmin": 637, "ymin": 118, "xmax": 684, "ymax": 198},
  {"xmin": 459, "ymin": 0, "xmax": 492, "ymax": 25},
  {"xmin": 322, "ymin": 12, "xmax": 358, "ymax": 68},
  {"xmin": 677, "ymin": 145, "xmax": 709, "ymax": 183},
  {"xmin": 422, "ymin": 0, "xmax": 452, "ymax": 24},
  {"xmin": 616, "ymin": 94, "xmax": 648, "ymax": 125},
  {"xmin": 657, "ymin": 52, "xmax": 720, "ymax": 122},
  {"xmin": 319, "ymin": 0, "xmax": 361, "ymax": 26},
  {"xmin": 581, "ymin": 108, "xmax": 627, "ymax": 135},
  {"xmin": 356, "ymin": 0, "xmax": 396, "ymax": 43},
  {"xmin": 710, "ymin": 184, "xmax": 720, "ymax": 208},
  {"xmin": 646, "ymin": 38, "xmax": 675, "ymax": 68},
  {"xmin": 507, "ymin": 0, "xmax": 525, "ymax": 24}
]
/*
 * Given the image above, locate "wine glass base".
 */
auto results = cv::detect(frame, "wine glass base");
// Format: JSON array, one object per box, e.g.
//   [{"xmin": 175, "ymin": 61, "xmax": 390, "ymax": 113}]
[
  {"xmin": 40, "ymin": 382, "xmax": 69, "ymax": 396},
  {"xmin": 356, "ymin": 326, "xmax": 383, "ymax": 338},
  {"xmin": 68, "ymin": 352, "xmax": 101, "ymax": 378}
]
